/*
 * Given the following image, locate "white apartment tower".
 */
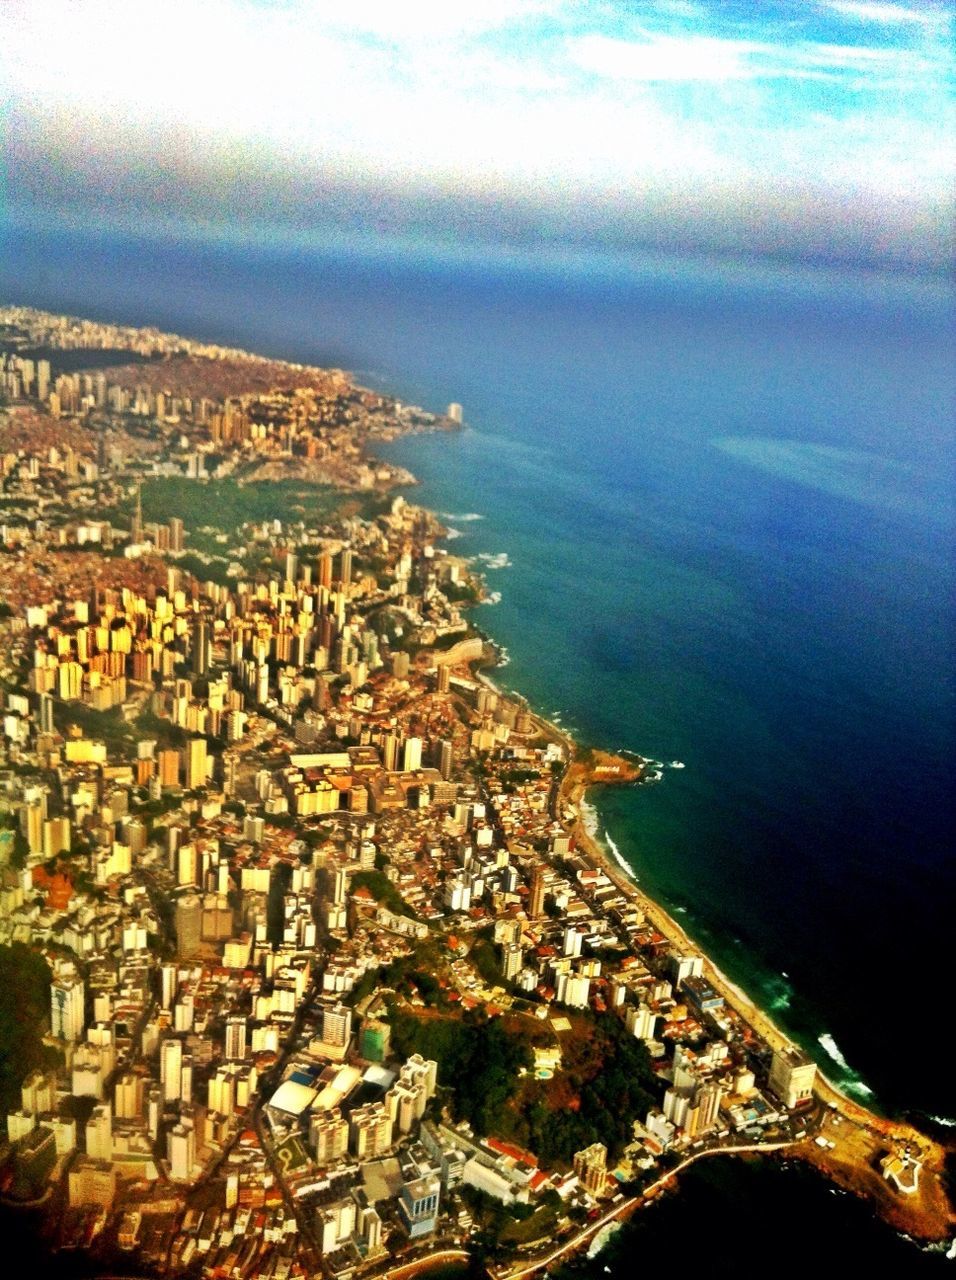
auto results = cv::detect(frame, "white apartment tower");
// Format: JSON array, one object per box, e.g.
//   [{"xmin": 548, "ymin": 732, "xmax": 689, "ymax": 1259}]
[{"xmin": 51, "ymin": 977, "xmax": 85, "ymax": 1042}]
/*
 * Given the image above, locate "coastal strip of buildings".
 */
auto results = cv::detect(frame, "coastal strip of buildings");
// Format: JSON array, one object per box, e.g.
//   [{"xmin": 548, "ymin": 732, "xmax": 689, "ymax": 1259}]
[{"xmin": 0, "ymin": 305, "xmax": 937, "ymax": 1278}]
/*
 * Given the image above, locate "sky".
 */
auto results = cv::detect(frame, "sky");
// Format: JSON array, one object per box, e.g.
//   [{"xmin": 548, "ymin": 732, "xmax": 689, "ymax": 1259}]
[{"xmin": 2, "ymin": 0, "xmax": 953, "ymax": 267}]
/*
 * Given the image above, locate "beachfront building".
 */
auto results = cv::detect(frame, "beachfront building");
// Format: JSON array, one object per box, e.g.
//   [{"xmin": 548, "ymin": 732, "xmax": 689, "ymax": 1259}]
[{"xmin": 768, "ymin": 1047, "xmax": 817, "ymax": 1109}]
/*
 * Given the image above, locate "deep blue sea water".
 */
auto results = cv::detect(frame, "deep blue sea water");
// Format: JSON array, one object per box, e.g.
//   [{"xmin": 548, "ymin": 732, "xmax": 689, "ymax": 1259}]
[{"xmin": 2, "ymin": 223, "xmax": 953, "ymax": 1264}]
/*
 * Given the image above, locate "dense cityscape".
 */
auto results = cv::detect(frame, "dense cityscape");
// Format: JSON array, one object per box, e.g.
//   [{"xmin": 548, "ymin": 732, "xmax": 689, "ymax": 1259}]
[{"xmin": 0, "ymin": 304, "xmax": 951, "ymax": 1278}]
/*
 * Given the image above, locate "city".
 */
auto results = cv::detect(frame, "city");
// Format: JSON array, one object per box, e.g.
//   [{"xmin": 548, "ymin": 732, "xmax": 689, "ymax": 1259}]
[{"xmin": 0, "ymin": 304, "xmax": 951, "ymax": 1277}]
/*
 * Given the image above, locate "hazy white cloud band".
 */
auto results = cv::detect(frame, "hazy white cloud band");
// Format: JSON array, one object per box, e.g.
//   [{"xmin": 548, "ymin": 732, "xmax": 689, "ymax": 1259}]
[{"xmin": 2, "ymin": 0, "xmax": 952, "ymax": 263}]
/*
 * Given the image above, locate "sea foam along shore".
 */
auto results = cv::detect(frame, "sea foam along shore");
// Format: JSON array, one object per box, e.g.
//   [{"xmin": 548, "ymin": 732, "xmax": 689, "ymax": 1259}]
[
  {"xmin": 601, "ymin": 823, "xmax": 638, "ymax": 881},
  {"xmin": 818, "ymin": 1034, "xmax": 875, "ymax": 1099}
]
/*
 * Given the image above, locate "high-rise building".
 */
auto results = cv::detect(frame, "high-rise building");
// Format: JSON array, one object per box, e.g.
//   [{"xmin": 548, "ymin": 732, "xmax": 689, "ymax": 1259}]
[
  {"xmin": 114, "ymin": 1073, "xmax": 144, "ymax": 1120},
  {"xmin": 768, "ymin": 1047, "xmax": 817, "ymax": 1109},
  {"xmin": 160, "ymin": 963, "xmax": 178, "ymax": 1009},
  {"xmin": 68, "ymin": 1158, "xmax": 116, "ymax": 1209},
  {"xmin": 671, "ymin": 954, "xmax": 704, "ymax": 988},
  {"xmin": 43, "ymin": 817, "xmax": 71, "ymax": 857},
  {"xmin": 168, "ymin": 517, "xmax": 184, "ymax": 552},
  {"xmin": 225, "ymin": 1017, "xmax": 247, "ymax": 1061},
  {"xmin": 360, "ymin": 1020, "xmax": 391, "ymax": 1063},
  {"xmin": 573, "ymin": 1142, "xmax": 608, "ymax": 1196},
  {"xmin": 322, "ymin": 1003, "xmax": 352, "ymax": 1048},
  {"xmin": 174, "ymin": 994, "xmax": 195, "ymax": 1032},
  {"xmin": 318, "ymin": 1198, "xmax": 357, "ymax": 1255},
  {"xmin": 21, "ymin": 1071, "xmax": 56, "ymax": 1115},
  {"xmin": 331, "ymin": 866, "xmax": 348, "ymax": 905},
  {"xmin": 390, "ymin": 1081, "xmax": 428, "ymax": 1134},
  {"xmin": 147, "ymin": 1086, "xmax": 162, "ymax": 1140},
  {"xmin": 184, "ymin": 737, "xmax": 207, "ymax": 789},
  {"xmin": 180, "ymin": 1054, "xmax": 193, "ymax": 1104},
  {"xmin": 528, "ymin": 864, "xmax": 545, "ymax": 919},
  {"xmin": 36, "ymin": 359, "xmax": 50, "ymax": 403},
  {"xmin": 38, "ymin": 693, "xmax": 54, "ymax": 733},
  {"xmin": 402, "ymin": 736, "xmax": 422, "ymax": 772},
  {"xmin": 359, "ymin": 1204, "xmax": 383, "ymax": 1254},
  {"xmin": 158, "ymin": 749, "xmax": 181, "ymax": 788},
  {"xmin": 625, "ymin": 1004, "xmax": 658, "ymax": 1042},
  {"xmin": 51, "ymin": 977, "xmax": 85, "ymax": 1042},
  {"xmin": 167, "ymin": 1122, "xmax": 195, "ymax": 1181},
  {"xmin": 176, "ymin": 842, "xmax": 198, "ymax": 887},
  {"xmin": 161, "ymin": 1038, "xmax": 183, "ymax": 1103},
  {"xmin": 130, "ymin": 484, "xmax": 143, "ymax": 544},
  {"xmin": 562, "ymin": 925, "xmax": 583, "ymax": 957},
  {"xmin": 501, "ymin": 943, "xmax": 524, "ymax": 981},
  {"xmin": 191, "ymin": 620, "xmax": 208, "ymax": 676},
  {"xmin": 208, "ymin": 1067, "xmax": 236, "ymax": 1118},
  {"xmin": 21, "ymin": 799, "xmax": 45, "ymax": 856},
  {"xmin": 310, "ymin": 1113, "xmax": 349, "ymax": 1164},
  {"xmin": 349, "ymin": 1102, "xmax": 393, "ymax": 1158},
  {"xmin": 398, "ymin": 1172, "xmax": 441, "ymax": 1239},
  {"xmin": 7, "ymin": 1110, "xmax": 37, "ymax": 1143},
  {"xmin": 85, "ymin": 1104, "xmax": 113, "ymax": 1162},
  {"xmin": 175, "ymin": 894, "xmax": 202, "ymax": 958},
  {"xmin": 695, "ymin": 1081, "xmax": 723, "ymax": 1134}
]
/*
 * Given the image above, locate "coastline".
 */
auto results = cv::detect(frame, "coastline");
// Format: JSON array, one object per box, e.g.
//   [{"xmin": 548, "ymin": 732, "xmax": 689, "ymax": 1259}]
[
  {"xmin": 466, "ymin": 554, "xmax": 952, "ymax": 1246},
  {"xmin": 2, "ymin": 301, "xmax": 952, "ymax": 1269},
  {"xmin": 528, "ymin": 703, "xmax": 954, "ymax": 1247},
  {"xmin": 468, "ymin": 670, "xmax": 952, "ymax": 1249}
]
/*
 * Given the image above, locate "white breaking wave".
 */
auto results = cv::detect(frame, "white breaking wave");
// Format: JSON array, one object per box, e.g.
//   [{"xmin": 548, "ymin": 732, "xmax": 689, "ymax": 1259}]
[
  {"xmin": 586, "ymin": 1221, "xmax": 621, "ymax": 1261},
  {"xmin": 495, "ymin": 645, "xmax": 510, "ymax": 664},
  {"xmin": 439, "ymin": 511, "xmax": 484, "ymax": 522},
  {"xmin": 481, "ymin": 591, "xmax": 502, "ymax": 606},
  {"xmin": 767, "ymin": 974, "xmax": 793, "ymax": 1012},
  {"xmin": 847, "ymin": 1081, "xmax": 875, "ymax": 1099},
  {"xmin": 603, "ymin": 830, "xmax": 637, "ymax": 881},
  {"xmin": 818, "ymin": 1034, "xmax": 874, "ymax": 1097},
  {"xmin": 928, "ymin": 1114, "xmax": 956, "ymax": 1128},
  {"xmin": 445, "ymin": 527, "xmax": 464, "ymax": 540},
  {"xmin": 476, "ymin": 551, "xmax": 512, "ymax": 569},
  {"xmin": 818, "ymin": 1033, "xmax": 852, "ymax": 1071}
]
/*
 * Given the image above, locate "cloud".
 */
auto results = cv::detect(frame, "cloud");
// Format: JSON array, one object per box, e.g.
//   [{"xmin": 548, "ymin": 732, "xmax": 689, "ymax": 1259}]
[
  {"xmin": 824, "ymin": 1, "xmax": 947, "ymax": 25},
  {"xmin": 320, "ymin": 0, "xmax": 561, "ymax": 41},
  {"xmin": 568, "ymin": 33, "xmax": 762, "ymax": 82},
  {"xmin": 566, "ymin": 29, "xmax": 943, "ymax": 86},
  {"xmin": 2, "ymin": 0, "xmax": 952, "ymax": 263}
]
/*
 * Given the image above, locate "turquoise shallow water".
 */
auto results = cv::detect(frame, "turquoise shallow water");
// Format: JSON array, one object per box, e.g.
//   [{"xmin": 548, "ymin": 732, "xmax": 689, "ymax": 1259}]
[{"xmin": 2, "ymin": 225, "xmax": 954, "ymax": 1262}]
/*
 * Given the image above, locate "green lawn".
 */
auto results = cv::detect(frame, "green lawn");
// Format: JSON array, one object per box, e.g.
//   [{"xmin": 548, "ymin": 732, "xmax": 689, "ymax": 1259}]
[
  {"xmin": 499, "ymin": 1205, "xmax": 560, "ymax": 1246},
  {"xmin": 139, "ymin": 477, "xmax": 379, "ymax": 535}
]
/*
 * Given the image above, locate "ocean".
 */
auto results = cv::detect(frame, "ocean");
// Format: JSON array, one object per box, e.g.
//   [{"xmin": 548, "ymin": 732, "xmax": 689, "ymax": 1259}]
[{"xmin": 2, "ymin": 222, "xmax": 953, "ymax": 1266}]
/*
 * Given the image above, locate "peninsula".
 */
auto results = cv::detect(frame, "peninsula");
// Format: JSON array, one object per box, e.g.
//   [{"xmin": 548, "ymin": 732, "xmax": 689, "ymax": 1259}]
[{"xmin": 0, "ymin": 304, "xmax": 951, "ymax": 1278}]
